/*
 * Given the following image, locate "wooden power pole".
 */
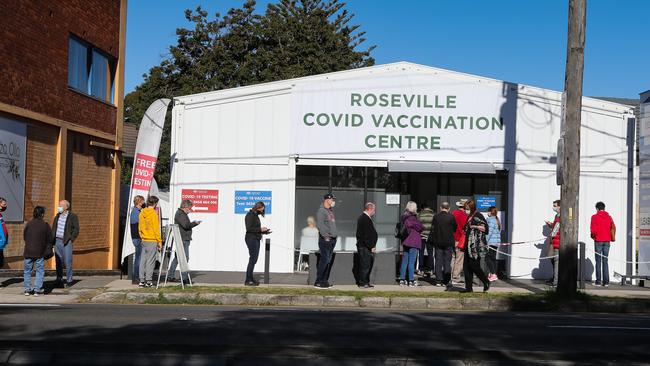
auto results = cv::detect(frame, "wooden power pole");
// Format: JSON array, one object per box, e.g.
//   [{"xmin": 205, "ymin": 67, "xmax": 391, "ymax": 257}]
[{"xmin": 557, "ymin": 0, "xmax": 586, "ymax": 297}]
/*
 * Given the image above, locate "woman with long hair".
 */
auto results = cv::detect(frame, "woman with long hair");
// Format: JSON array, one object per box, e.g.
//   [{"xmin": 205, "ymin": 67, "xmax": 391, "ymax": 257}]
[
  {"xmin": 462, "ymin": 199, "xmax": 490, "ymax": 292},
  {"xmin": 397, "ymin": 201, "xmax": 424, "ymax": 287},
  {"xmin": 485, "ymin": 206, "xmax": 502, "ymax": 282}
]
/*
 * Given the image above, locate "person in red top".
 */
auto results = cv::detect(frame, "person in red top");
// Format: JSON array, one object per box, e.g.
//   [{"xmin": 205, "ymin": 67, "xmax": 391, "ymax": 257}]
[
  {"xmin": 0, "ymin": 197, "xmax": 8, "ymax": 268},
  {"xmin": 451, "ymin": 199, "xmax": 468, "ymax": 282},
  {"xmin": 545, "ymin": 199, "xmax": 561, "ymax": 287},
  {"xmin": 590, "ymin": 201, "xmax": 616, "ymax": 286}
]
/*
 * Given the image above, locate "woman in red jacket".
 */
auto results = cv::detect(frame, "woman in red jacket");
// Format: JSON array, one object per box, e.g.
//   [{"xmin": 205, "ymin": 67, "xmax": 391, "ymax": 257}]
[{"xmin": 590, "ymin": 201, "xmax": 616, "ymax": 286}]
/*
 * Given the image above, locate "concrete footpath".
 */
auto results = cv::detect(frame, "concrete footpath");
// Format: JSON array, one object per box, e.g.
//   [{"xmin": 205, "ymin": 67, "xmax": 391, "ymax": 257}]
[{"xmin": 2, "ymin": 272, "xmax": 650, "ymax": 311}]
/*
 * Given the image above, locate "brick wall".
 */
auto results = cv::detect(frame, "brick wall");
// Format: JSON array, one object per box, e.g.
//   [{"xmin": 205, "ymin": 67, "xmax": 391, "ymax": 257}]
[
  {"xmin": 0, "ymin": 0, "xmax": 120, "ymax": 135},
  {"xmin": 66, "ymin": 132, "xmax": 113, "ymax": 251},
  {"xmin": 2, "ymin": 122, "xmax": 58, "ymax": 265}
]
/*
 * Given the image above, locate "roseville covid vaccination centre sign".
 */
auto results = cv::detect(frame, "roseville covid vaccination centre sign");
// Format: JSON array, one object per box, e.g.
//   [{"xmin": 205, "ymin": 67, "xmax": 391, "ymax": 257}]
[{"xmin": 169, "ymin": 62, "xmax": 636, "ymax": 280}]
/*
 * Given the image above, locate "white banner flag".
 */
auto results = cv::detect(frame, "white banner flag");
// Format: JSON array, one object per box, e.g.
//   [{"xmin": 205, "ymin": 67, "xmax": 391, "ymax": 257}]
[{"xmin": 121, "ymin": 99, "xmax": 170, "ymax": 263}]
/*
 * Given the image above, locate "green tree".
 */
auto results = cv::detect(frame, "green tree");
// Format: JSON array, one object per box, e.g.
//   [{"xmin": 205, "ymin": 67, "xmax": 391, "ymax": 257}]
[{"xmin": 123, "ymin": 0, "xmax": 375, "ymax": 187}]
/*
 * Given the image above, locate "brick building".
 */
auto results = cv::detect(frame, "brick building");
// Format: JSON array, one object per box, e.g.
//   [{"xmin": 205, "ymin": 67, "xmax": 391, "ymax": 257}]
[{"xmin": 0, "ymin": 0, "xmax": 126, "ymax": 269}]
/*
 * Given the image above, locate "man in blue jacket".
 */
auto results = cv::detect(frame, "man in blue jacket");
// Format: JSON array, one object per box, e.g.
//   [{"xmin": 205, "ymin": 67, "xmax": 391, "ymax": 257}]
[{"xmin": 0, "ymin": 197, "xmax": 8, "ymax": 268}]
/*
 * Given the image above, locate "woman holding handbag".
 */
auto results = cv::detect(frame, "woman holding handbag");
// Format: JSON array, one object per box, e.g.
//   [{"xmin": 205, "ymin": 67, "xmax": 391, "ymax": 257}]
[
  {"xmin": 23, "ymin": 206, "xmax": 53, "ymax": 296},
  {"xmin": 462, "ymin": 199, "xmax": 490, "ymax": 292}
]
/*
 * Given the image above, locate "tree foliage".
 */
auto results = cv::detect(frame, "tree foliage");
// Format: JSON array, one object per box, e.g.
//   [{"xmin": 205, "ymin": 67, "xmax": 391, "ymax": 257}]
[{"xmin": 124, "ymin": 0, "xmax": 375, "ymax": 186}]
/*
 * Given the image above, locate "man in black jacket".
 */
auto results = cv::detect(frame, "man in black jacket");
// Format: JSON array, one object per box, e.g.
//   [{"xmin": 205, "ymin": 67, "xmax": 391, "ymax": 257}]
[
  {"xmin": 429, "ymin": 202, "xmax": 457, "ymax": 288},
  {"xmin": 52, "ymin": 200, "xmax": 79, "ymax": 287},
  {"xmin": 168, "ymin": 200, "xmax": 201, "ymax": 282},
  {"xmin": 356, "ymin": 202, "xmax": 378, "ymax": 288}
]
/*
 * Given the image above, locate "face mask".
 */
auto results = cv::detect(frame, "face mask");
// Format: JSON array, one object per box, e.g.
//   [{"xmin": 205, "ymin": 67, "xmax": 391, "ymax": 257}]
[
  {"xmin": 330, "ymin": 201, "xmax": 336, "ymax": 208},
  {"xmin": 553, "ymin": 207, "xmax": 560, "ymax": 213},
  {"xmin": 0, "ymin": 206, "xmax": 6, "ymax": 212},
  {"xmin": 141, "ymin": 203, "xmax": 146, "ymax": 209},
  {"xmin": 57, "ymin": 207, "xmax": 64, "ymax": 214},
  {"xmin": 465, "ymin": 209, "xmax": 471, "ymax": 215}
]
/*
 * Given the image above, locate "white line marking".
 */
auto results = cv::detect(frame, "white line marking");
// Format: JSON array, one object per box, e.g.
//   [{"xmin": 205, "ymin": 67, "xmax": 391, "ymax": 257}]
[
  {"xmin": 548, "ymin": 325, "xmax": 650, "ymax": 330},
  {"xmin": 0, "ymin": 304, "xmax": 62, "ymax": 307}
]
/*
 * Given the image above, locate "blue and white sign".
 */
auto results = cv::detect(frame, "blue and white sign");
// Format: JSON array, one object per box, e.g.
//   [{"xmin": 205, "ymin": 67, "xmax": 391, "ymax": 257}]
[
  {"xmin": 235, "ymin": 190, "xmax": 272, "ymax": 214},
  {"xmin": 475, "ymin": 196, "xmax": 496, "ymax": 210}
]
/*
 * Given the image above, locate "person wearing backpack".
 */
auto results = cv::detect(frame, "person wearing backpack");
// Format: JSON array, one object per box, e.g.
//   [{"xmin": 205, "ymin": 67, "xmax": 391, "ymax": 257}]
[
  {"xmin": 590, "ymin": 201, "xmax": 616, "ymax": 287},
  {"xmin": 397, "ymin": 201, "xmax": 424, "ymax": 287}
]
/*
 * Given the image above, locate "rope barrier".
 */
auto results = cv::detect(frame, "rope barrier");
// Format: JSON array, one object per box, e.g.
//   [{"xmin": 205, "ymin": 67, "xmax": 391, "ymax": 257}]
[
  {"xmin": 494, "ymin": 238, "xmax": 546, "ymax": 247},
  {"xmin": 586, "ymin": 247, "xmax": 650, "ymax": 265},
  {"xmin": 487, "ymin": 244, "xmax": 558, "ymax": 260}
]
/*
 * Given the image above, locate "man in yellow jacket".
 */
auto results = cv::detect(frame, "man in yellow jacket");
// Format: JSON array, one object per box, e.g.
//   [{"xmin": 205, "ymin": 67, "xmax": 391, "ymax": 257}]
[{"xmin": 138, "ymin": 196, "xmax": 162, "ymax": 287}]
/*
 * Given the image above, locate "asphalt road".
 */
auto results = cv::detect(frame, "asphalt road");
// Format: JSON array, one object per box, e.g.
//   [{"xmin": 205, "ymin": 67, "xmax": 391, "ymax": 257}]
[{"xmin": 1, "ymin": 304, "xmax": 649, "ymax": 365}]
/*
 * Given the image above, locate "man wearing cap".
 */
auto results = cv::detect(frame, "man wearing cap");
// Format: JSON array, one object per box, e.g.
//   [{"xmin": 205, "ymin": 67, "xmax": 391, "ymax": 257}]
[
  {"xmin": 315, "ymin": 193, "xmax": 338, "ymax": 288},
  {"xmin": 451, "ymin": 199, "xmax": 469, "ymax": 282},
  {"xmin": 168, "ymin": 199, "xmax": 201, "ymax": 283}
]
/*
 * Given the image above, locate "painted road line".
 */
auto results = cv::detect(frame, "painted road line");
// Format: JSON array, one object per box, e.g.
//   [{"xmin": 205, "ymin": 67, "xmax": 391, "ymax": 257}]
[
  {"xmin": 548, "ymin": 325, "xmax": 650, "ymax": 330},
  {"xmin": 0, "ymin": 304, "xmax": 61, "ymax": 307}
]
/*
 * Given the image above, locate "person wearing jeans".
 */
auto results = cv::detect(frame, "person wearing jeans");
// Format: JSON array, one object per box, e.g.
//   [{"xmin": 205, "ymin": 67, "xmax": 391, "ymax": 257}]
[
  {"xmin": 398, "ymin": 201, "xmax": 424, "ymax": 287},
  {"xmin": 315, "ymin": 193, "xmax": 338, "ymax": 288},
  {"xmin": 23, "ymin": 206, "xmax": 52, "ymax": 296},
  {"xmin": 430, "ymin": 202, "xmax": 457, "ymax": 287},
  {"xmin": 546, "ymin": 199, "xmax": 561, "ymax": 287},
  {"xmin": 244, "ymin": 202, "xmax": 269, "ymax": 286},
  {"xmin": 591, "ymin": 201, "xmax": 615, "ymax": 286},
  {"xmin": 130, "ymin": 195, "xmax": 145, "ymax": 281},
  {"xmin": 51, "ymin": 200, "xmax": 79, "ymax": 287}
]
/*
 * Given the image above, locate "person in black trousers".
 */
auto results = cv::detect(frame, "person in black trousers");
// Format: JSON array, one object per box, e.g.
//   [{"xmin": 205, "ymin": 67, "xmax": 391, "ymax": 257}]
[
  {"xmin": 356, "ymin": 202, "xmax": 378, "ymax": 288},
  {"xmin": 429, "ymin": 202, "xmax": 457, "ymax": 288},
  {"xmin": 244, "ymin": 202, "xmax": 269, "ymax": 286},
  {"xmin": 462, "ymin": 199, "xmax": 490, "ymax": 292}
]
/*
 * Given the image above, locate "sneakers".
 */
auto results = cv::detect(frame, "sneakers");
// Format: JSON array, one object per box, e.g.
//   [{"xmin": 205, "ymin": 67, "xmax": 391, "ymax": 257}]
[
  {"xmin": 398, "ymin": 279, "xmax": 407, "ymax": 286},
  {"xmin": 138, "ymin": 282, "xmax": 146, "ymax": 288},
  {"xmin": 314, "ymin": 282, "xmax": 329, "ymax": 289},
  {"xmin": 33, "ymin": 290, "xmax": 43, "ymax": 297},
  {"xmin": 488, "ymin": 274, "xmax": 498, "ymax": 282},
  {"xmin": 408, "ymin": 280, "xmax": 420, "ymax": 287},
  {"xmin": 603, "ymin": 283, "xmax": 609, "ymax": 287},
  {"xmin": 146, "ymin": 282, "xmax": 154, "ymax": 288},
  {"xmin": 245, "ymin": 281, "xmax": 260, "ymax": 287},
  {"xmin": 24, "ymin": 290, "xmax": 31, "ymax": 296},
  {"xmin": 594, "ymin": 281, "xmax": 602, "ymax": 286}
]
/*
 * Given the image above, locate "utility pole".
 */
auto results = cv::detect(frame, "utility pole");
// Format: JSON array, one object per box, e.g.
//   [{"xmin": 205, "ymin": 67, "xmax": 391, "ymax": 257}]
[{"xmin": 557, "ymin": 0, "xmax": 586, "ymax": 297}]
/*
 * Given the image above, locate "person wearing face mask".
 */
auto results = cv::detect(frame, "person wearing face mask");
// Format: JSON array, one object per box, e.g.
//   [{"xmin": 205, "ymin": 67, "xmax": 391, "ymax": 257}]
[
  {"xmin": 51, "ymin": 200, "xmax": 79, "ymax": 288},
  {"xmin": 315, "ymin": 193, "xmax": 338, "ymax": 288},
  {"xmin": 545, "ymin": 199, "xmax": 561, "ymax": 287},
  {"xmin": 462, "ymin": 199, "xmax": 490, "ymax": 292},
  {"xmin": 244, "ymin": 202, "xmax": 270, "ymax": 286},
  {"xmin": 451, "ymin": 199, "xmax": 468, "ymax": 283},
  {"xmin": 130, "ymin": 195, "xmax": 145, "ymax": 282},
  {"xmin": 356, "ymin": 202, "xmax": 378, "ymax": 288},
  {"xmin": 485, "ymin": 206, "xmax": 502, "ymax": 282},
  {"xmin": 138, "ymin": 196, "xmax": 162, "ymax": 288},
  {"xmin": 168, "ymin": 199, "xmax": 202, "ymax": 283},
  {"xmin": 0, "ymin": 197, "xmax": 8, "ymax": 268}
]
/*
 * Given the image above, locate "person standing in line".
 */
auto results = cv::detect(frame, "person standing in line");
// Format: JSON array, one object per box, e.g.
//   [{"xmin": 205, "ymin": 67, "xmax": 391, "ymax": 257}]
[
  {"xmin": 485, "ymin": 206, "xmax": 502, "ymax": 282},
  {"xmin": 0, "ymin": 197, "xmax": 8, "ymax": 268},
  {"xmin": 23, "ymin": 206, "xmax": 53, "ymax": 296},
  {"xmin": 590, "ymin": 201, "xmax": 616, "ymax": 287},
  {"xmin": 356, "ymin": 202, "xmax": 378, "ymax": 289},
  {"xmin": 138, "ymin": 196, "xmax": 162, "ymax": 288},
  {"xmin": 417, "ymin": 203, "xmax": 435, "ymax": 277},
  {"xmin": 451, "ymin": 199, "xmax": 468, "ymax": 283},
  {"xmin": 545, "ymin": 199, "xmax": 561, "ymax": 287},
  {"xmin": 52, "ymin": 200, "xmax": 79, "ymax": 288},
  {"xmin": 130, "ymin": 195, "xmax": 145, "ymax": 281},
  {"xmin": 315, "ymin": 193, "xmax": 338, "ymax": 289},
  {"xmin": 462, "ymin": 199, "xmax": 490, "ymax": 293},
  {"xmin": 430, "ymin": 202, "xmax": 457, "ymax": 288},
  {"xmin": 244, "ymin": 202, "xmax": 269, "ymax": 286},
  {"xmin": 168, "ymin": 200, "xmax": 201, "ymax": 283},
  {"xmin": 398, "ymin": 201, "xmax": 424, "ymax": 287}
]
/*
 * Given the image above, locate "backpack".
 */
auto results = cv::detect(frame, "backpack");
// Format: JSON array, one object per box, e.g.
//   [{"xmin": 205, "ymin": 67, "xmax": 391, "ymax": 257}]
[{"xmin": 394, "ymin": 220, "xmax": 409, "ymax": 241}]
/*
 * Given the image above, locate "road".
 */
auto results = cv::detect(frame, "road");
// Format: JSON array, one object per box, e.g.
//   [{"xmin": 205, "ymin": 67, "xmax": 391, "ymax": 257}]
[{"xmin": 1, "ymin": 304, "xmax": 649, "ymax": 365}]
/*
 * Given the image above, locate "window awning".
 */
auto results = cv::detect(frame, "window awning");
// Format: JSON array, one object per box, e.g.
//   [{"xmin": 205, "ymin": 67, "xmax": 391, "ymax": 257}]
[{"xmin": 387, "ymin": 161, "xmax": 498, "ymax": 174}]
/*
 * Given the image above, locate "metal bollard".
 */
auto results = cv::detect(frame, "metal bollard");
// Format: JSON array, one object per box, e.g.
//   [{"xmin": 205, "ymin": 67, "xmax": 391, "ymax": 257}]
[
  {"xmin": 578, "ymin": 241, "xmax": 585, "ymax": 290},
  {"xmin": 264, "ymin": 238, "xmax": 271, "ymax": 284}
]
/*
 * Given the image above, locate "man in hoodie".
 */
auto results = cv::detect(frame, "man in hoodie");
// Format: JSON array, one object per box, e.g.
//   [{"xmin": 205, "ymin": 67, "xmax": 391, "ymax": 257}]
[
  {"xmin": 315, "ymin": 193, "xmax": 338, "ymax": 288},
  {"xmin": 590, "ymin": 201, "xmax": 616, "ymax": 286},
  {"xmin": 0, "ymin": 197, "xmax": 8, "ymax": 268},
  {"xmin": 52, "ymin": 200, "xmax": 79, "ymax": 288},
  {"xmin": 168, "ymin": 199, "xmax": 201, "ymax": 283},
  {"xmin": 138, "ymin": 196, "xmax": 162, "ymax": 287}
]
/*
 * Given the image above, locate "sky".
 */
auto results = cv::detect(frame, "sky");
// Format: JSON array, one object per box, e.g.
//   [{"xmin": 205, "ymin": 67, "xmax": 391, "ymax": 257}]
[{"xmin": 125, "ymin": 0, "xmax": 649, "ymax": 98}]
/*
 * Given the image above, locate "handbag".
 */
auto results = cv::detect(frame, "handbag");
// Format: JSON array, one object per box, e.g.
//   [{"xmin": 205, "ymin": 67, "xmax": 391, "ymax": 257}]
[{"xmin": 44, "ymin": 243, "xmax": 55, "ymax": 260}]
